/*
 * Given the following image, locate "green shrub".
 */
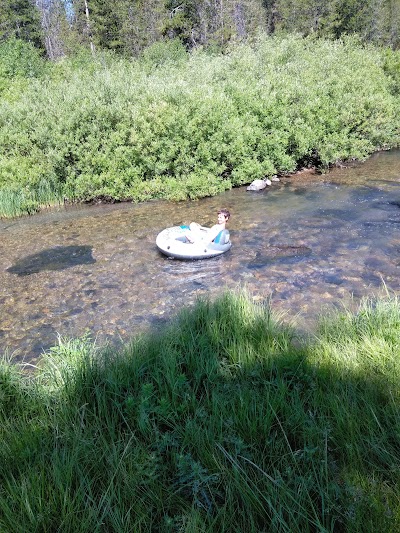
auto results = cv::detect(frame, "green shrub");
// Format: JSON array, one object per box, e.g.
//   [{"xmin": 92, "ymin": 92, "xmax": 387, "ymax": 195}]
[
  {"xmin": 0, "ymin": 34, "xmax": 399, "ymax": 216},
  {"xmin": 139, "ymin": 38, "xmax": 188, "ymax": 71},
  {"xmin": 0, "ymin": 38, "xmax": 46, "ymax": 95},
  {"xmin": 0, "ymin": 38, "xmax": 46, "ymax": 79},
  {"xmin": 382, "ymin": 47, "xmax": 400, "ymax": 96}
]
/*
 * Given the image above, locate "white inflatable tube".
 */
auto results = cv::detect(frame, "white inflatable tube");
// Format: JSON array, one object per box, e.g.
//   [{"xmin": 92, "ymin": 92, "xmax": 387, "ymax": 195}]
[{"xmin": 156, "ymin": 226, "xmax": 232, "ymax": 260}]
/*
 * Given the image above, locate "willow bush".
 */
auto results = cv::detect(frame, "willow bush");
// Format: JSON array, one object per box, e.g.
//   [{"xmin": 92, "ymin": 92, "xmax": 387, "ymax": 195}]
[
  {"xmin": 0, "ymin": 38, "xmax": 47, "ymax": 94},
  {"xmin": 0, "ymin": 34, "xmax": 399, "ymax": 217}
]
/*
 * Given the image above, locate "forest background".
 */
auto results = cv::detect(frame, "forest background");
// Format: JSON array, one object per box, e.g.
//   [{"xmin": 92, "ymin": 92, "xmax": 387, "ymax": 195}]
[{"xmin": 1, "ymin": 0, "xmax": 400, "ymax": 58}]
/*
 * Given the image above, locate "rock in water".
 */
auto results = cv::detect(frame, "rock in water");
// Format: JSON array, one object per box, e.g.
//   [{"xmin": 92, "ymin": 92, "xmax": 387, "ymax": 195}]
[
  {"xmin": 247, "ymin": 246, "xmax": 312, "ymax": 269},
  {"xmin": 247, "ymin": 179, "xmax": 271, "ymax": 191}
]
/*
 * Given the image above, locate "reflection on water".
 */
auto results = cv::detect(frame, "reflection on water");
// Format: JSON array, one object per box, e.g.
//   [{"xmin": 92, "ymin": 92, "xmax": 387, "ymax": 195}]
[{"xmin": 1, "ymin": 149, "xmax": 400, "ymax": 363}]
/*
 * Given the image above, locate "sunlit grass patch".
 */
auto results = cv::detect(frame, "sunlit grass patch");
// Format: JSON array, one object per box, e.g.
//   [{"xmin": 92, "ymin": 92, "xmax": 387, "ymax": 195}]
[
  {"xmin": 1, "ymin": 290, "xmax": 400, "ymax": 531},
  {"xmin": 0, "ymin": 179, "xmax": 63, "ymax": 218}
]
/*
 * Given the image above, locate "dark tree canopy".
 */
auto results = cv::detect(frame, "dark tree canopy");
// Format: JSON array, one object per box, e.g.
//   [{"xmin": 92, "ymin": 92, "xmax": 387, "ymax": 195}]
[
  {"xmin": 0, "ymin": 0, "xmax": 44, "ymax": 49},
  {"xmin": 1, "ymin": 0, "xmax": 399, "ymax": 59}
]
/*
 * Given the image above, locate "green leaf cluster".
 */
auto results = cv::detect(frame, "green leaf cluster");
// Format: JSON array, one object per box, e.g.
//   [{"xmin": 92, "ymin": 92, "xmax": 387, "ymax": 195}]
[
  {"xmin": 0, "ymin": 35, "xmax": 399, "ymax": 216},
  {"xmin": 0, "ymin": 38, "xmax": 47, "ymax": 95},
  {"xmin": 0, "ymin": 0, "xmax": 44, "ymax": 50}
]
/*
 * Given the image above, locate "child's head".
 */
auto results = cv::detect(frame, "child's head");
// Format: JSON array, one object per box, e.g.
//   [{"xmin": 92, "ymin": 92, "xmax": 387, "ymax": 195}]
[{"xmin": 218, "ymin": 209, "xmax": 230, "ymax": 221}]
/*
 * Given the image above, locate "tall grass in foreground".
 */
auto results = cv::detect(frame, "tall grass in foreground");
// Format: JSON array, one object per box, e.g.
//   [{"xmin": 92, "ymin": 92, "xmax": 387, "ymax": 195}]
[{"xmin": 1, "ymin": 291, "xmax": 400, "ymax": 531}]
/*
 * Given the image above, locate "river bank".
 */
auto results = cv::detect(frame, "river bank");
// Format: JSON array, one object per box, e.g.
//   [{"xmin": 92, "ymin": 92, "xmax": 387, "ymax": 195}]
[
  {"xmin": 1, "ymin": 290, "xmax": 400, "ymax": 531},
  {"xmin": 1, "ymin": 34, "xmax": 399, "ymax": 218}
]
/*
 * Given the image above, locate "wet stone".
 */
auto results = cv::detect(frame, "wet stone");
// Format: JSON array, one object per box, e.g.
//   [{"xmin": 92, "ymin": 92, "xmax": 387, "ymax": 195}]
[
  {"xmin": 68, "ymin": 308, "xmax": 84, "ymax": 316},
  {"xmin": 364, "ymin": 257, "xmax": 390, "ymax": 269},
  {"xmin": 84, "ymin": 289, "xmax": 97, "ymax": 296},
  {"xmin": 323, "ymin": 274, "xmax": 345, "ymax": 286},
  {"xmin": 247, "ymin": 246, "xmax": 312, "ymax": 269}
]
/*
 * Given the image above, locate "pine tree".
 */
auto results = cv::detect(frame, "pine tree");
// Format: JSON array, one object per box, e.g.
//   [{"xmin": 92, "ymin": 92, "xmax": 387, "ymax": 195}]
[
  {"xmin": 0, "ymin": 0, "xmax": 44, "ymax": 49},
  {"xmin": 86, "ymin": 0, "xmax": 123, "ymax": 51},
  {"xmin": 120, "ymin": 0, "xmax": 167, "ymax": 56},
  {"xmin": 163, "ymin": 0, "xmax": 266, "ymax": 47}
]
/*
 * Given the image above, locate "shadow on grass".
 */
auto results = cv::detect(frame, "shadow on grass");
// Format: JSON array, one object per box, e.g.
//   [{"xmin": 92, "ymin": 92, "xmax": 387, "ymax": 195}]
[{"xmin": 0, "ymin": 291, "xmax": 399, "ymax": 532}]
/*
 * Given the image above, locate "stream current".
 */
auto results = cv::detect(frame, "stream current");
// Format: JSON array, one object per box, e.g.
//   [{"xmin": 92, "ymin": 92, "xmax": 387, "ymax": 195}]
[{"xmin": 1, "ymin": 149, "xmax": 400, "ymax": 364}]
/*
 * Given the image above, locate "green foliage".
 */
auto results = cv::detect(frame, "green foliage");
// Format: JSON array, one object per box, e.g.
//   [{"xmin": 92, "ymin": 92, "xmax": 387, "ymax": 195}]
[
  {"xmin": 0, "ymin": 38, "xmax": 47, "ymax": 94},
  {"xmin": 383, "ymin": 47, "xmax": 400, "ymax": 95},
  {"xmin": 162, "ymin": 0, "xmax": 199, "ymax": 45},
  {"xmin": 139, "ymin": 38, "xmax": 188, "ymax": 70},
  {"xmin": 269, "ymin": 0, "xmax": 400, "ymax": 49},
  {"xmin": 0, "ymin": 34, "xmax": 400, "ymax": 216},
  {"xmin": 0, "ymin": 0, "xmax": 43, "ymax": 50},
  {"xmin": 86, "ymin": 0, "xmax": 126, "ymax": 52},
  {"xmin": 0, "ymin": 179, "xmax": 63, "ymax": 217},
  {"xmin": 1, "ymin": 290, "xmax": 400, "ymax": 530},
  {"xmin": 8, "ymin": 0, "xmax": 400, "ymax": 62}
]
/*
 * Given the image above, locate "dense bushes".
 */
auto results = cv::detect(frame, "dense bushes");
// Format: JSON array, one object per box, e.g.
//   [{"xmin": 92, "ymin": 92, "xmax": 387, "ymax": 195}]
[
  {"xmin": 0, "ymin": 34, "xmax": 399, "ymax": 217},
  {"xmin": 1, "ymin": 291, "xmax": 400, "ymax": 530},
  {"xmin": 0, "ymin": 38, "xmax": 47, "ymax": 94}
]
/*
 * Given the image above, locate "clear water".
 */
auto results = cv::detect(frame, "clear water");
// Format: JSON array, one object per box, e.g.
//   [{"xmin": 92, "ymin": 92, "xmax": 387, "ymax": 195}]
[{"xmin": 1, "ymin": 149, "xmax": 400, "ymax": 364}]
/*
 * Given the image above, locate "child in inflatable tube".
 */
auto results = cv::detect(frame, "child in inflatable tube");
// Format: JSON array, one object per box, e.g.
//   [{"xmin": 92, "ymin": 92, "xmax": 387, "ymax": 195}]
[{"xmin": 185, "ymin": 209, "xmax": 231, "ymax": 245}]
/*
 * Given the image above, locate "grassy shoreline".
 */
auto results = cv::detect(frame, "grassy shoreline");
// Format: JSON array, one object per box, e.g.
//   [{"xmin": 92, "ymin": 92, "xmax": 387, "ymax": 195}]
[
  {"xmin": 1, "ymin": 34, "xmax": 399, "ymax": 218},
  {"xmin": 1, "ymin": 290, "xmax": 400, "ymax": 531}
]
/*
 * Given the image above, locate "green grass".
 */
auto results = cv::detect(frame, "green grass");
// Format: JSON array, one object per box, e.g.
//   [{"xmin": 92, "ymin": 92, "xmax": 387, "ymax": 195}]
[
  {"xmin": 0, "ymin": 178, "xmax": 63, "ymax": 217},
  {"xmin": 1, "ymin": 290, "xmax": 400, "ymax": 531}
]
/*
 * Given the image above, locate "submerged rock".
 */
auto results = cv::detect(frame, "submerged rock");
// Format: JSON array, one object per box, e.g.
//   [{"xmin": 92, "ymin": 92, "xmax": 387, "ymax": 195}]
[
  {"xmin": 247, "ymin": 246, "xmax": 312, "ymax": 269},
  {"xmin": 246, "ymin": 176, "xmax": 280, "ymax": 191}
]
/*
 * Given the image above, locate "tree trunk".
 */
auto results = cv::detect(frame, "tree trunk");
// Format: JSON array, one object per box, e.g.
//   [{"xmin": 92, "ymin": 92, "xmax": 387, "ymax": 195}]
[{"xmin": 83, "ymin": 0, "xmax": 95, "ymax": 53}]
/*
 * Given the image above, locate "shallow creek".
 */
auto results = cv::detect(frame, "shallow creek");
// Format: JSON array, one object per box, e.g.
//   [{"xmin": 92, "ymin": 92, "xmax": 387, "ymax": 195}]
[{"xmin": 1, "ymin": 149, "xmax": 400, "ymax": 364}]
